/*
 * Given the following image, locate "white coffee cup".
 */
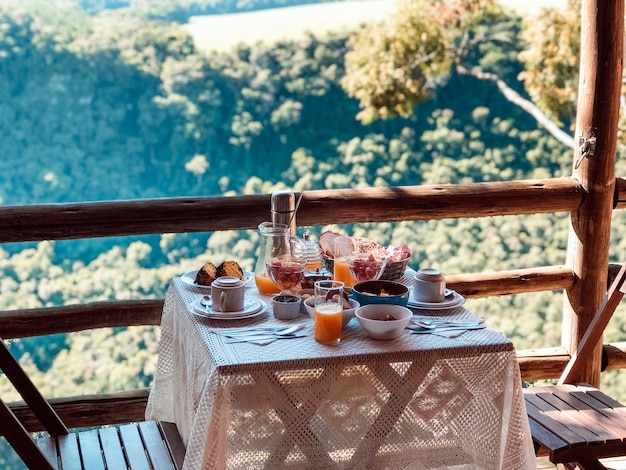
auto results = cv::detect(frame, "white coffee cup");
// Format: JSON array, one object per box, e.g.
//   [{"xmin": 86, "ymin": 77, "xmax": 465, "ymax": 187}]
[
  {"xmin": 413, "ymin": 269, "xmax": 446, "ymax": 303},
  {"xmin": 211, "ymin": 276, "xmax": 245, "ymax": 312}
]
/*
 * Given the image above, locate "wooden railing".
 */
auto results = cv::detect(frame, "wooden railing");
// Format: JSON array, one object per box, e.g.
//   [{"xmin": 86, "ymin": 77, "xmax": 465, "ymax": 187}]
[{"xmin": 3, "ymin": 176, "xmax": 626, "ymax": 431}]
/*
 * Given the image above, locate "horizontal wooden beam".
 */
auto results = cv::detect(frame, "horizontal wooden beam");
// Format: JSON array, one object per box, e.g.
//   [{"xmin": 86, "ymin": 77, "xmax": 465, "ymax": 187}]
[
  {"xmin": 516, "ymin": 341, "xmax": 626, "ymax": 382},
  {"xmin": 446, "ymin": 265, "xmax": 574, "ymax": 297},
  {"xmin": 4, "ymin": 389, "xmax": 150, "ymax": 433},
  {"xmin": 603, "ymin": 342, "xmax": 626, "ymax": 371},
  {"xmin": 0, "ymin": 266, "xmax": 574, "ymax": 339},
  {"xmin": 299, "ymin": 178, "xmax": 581, "ymax": 226},
  {"xmin": 517, "ymin": 347, "xmax": 570, "ymax": 381},
  {"xmin": 0, "ymin": 178, "xmax": 581, "ymax": 243},
  {"xmin": 614, "ymin": 176, "xmax": 626, "ymax": 209},
  {"xmin": 0, "ymin": 300, "xmax": 163, "ymax": 339}
]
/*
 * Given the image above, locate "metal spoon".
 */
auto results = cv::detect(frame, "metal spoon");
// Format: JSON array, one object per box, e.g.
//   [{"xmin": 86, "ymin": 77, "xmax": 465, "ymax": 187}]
[{"xmin": 200, "ymin": 295, "xmax": 211, "ymax": 308}]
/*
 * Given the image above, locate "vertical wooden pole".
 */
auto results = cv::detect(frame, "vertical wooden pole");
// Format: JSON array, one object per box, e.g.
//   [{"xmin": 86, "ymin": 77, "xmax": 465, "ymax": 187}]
[{"xmin": 562, "ymin": 0, "xmax": 623, "ymax": 386}]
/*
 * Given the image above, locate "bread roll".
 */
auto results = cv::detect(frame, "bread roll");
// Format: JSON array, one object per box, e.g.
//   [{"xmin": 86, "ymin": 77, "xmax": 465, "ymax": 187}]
[
  {"xmin": 195, "ymin": 263, "xmax": 217, "ymax": 286},
  {"xmin": 217, "ymin": 260, "xmax": 244, "ymax": 279}
]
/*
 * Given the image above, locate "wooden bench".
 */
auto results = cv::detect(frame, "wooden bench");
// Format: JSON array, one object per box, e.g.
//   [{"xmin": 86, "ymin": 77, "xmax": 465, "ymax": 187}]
[
  {"xmin": 524, "ymin": 263, "xmax": 626, "ymax": 470},
  {"xmin": 0, "ymin": 337, "xmax": 186, "ymax": 469}
]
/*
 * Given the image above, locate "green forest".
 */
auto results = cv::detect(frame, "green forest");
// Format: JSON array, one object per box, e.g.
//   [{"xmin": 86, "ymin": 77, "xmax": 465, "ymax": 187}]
[{"xmin": 1, "ymin": 0, "xmax": 626, "ymax": 465}]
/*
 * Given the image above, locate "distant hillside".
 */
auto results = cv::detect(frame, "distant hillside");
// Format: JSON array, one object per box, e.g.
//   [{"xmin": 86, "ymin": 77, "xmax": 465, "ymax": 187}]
[{"xmin": 184, "ymin": 0, "xmax": 567, "ymax": 52}]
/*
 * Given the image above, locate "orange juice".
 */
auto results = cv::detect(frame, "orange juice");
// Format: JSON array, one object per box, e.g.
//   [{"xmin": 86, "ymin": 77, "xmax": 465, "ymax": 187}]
[
  {"xmin": 314, "ymin": 303, "xmax": 342, "ymax": 344},
  {"xmin": 255, "ymin": 274, "xmax": 280, "ymax": 295},
  {"xmin": 333, "ymin": 259, "xmax": 357, "ymax": 287}
]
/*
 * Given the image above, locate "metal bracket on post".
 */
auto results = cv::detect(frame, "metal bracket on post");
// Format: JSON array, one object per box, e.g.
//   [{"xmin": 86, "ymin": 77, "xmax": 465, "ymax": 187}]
[{"xmin": 575, "ymin": 135, "xmax": 597, "ymax": 169}]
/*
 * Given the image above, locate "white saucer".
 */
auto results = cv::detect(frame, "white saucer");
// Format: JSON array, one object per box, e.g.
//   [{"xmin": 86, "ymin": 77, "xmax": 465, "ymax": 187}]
[
  {"xmin": 408, "ymin": 290, "xmax": 465, "ymax": 310},
  {"xmin": 191, "ymin": 297, "xmax": 267, "ymax": 319},
  {"xmin": 181, "ymin": 270, "xmax": 253, "ymax": 289}
]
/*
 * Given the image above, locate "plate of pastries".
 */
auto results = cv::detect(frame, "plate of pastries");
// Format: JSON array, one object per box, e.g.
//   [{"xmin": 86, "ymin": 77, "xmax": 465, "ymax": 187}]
[{"xmin": 181, "ymin": 260, "xmax": 252, "ymax": 289}]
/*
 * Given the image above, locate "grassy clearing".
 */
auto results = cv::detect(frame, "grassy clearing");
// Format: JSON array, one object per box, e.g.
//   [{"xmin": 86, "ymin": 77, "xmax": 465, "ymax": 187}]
[
  {"xmin": 183, "ymin": 0, "xmax": 397, "ymax": 52},
  {"xmin": 183, "ymin": 0, "xmax": 568, "ymax": 53}
]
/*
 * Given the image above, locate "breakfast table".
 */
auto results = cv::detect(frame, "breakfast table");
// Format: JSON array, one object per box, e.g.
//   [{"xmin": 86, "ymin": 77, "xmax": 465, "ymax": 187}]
[{"xmin": 146, "ymin": 275, "xmax": 536, "ymax": 469}]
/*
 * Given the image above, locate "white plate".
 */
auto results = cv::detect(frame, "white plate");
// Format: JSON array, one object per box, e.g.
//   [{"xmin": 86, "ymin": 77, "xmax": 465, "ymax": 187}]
[
  {"xmin": 191, "ymin": 297, "xmax": 267, "ymax": 320},
  {"xmin": 408, "ymin": 290, "xmax": 465, "ymax": 310},
  {"xmin": 181, "ymin": 270, "xmax": 253, "ymax": 289}
]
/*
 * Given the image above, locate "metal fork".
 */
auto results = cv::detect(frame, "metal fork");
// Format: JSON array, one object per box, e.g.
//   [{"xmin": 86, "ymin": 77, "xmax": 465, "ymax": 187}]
[{"xmin": 212, "ymin": 324, "xmax": 302, "ymax": 337}]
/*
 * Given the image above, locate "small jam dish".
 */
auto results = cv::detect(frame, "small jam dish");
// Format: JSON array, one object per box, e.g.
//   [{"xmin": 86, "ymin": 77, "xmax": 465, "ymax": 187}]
[
  {"xmin": 272, "ymin": 294, "xmax": 302, "ymax": 320},
  {"xmin": 355, "ymin": 304, "xmax": 412, "ymax": 340}
]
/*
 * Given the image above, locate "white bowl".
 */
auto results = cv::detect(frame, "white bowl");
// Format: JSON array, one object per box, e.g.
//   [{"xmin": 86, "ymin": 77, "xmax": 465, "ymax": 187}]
[
  {"xmin": 355, "ymin": 304, "xmax": 412, "ymax": 340},
  {"xmin": 303, "ymin": 297, "xmax": 359, "ymax": 328},
  {"xmin": 296, "ymin": 289, "xmax": 315, "ymax": 314}
]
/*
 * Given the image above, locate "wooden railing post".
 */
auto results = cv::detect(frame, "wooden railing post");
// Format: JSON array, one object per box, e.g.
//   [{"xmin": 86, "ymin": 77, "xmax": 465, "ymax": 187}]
[{"xmin": 562, "ymin": 0, "xmax": 624, "ymax": 386}]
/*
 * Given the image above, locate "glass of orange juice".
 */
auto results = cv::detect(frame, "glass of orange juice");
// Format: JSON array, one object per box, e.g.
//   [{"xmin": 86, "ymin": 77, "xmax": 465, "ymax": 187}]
[
  {"xmin": 314, "ymin": 280, "xmax": 344, "ymax": 345},
  {"xmin": 333, "ymin": 236, "xmax": 357, "ymax": 287}
]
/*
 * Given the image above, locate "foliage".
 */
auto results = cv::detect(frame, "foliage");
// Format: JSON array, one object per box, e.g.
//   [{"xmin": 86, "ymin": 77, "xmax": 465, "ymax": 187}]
[
  {"xmin": 342, "ymin": 0, "xmax": 516, "ymax": 123},
  {"xmin": 518, "ymin": 0, "xmax": 580, "ymax": 130},
  {"xmin": 340, "ymin": 1, "xmax": 449, "ymax": 123},
  {"xmin": 518, "ymin": 0, "xmax": 626, "ymax": 149}
]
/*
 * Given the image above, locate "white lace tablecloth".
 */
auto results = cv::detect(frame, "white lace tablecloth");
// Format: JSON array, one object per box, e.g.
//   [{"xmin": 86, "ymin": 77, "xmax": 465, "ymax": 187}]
[{"xmin": 146, "ymin": 278, "xmax": 536, "ymax": 470}]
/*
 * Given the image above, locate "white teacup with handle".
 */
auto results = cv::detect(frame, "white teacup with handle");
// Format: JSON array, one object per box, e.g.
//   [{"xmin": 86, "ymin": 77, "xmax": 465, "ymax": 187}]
[{"xmin": 211, "ymin": 276, "xmax": 245, "ymax": 312}]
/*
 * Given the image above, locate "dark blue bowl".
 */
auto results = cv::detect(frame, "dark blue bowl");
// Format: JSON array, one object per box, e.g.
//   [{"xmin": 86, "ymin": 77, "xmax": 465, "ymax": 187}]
[{"xmin": 351, "ymin": 280, "xmax": 409, "ymax": 307}]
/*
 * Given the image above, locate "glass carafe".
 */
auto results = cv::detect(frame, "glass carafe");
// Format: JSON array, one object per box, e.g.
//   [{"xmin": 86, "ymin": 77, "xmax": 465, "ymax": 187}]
[{"xmin": 254, "ymin": 222, "xmax": 307, "ymax": 295}]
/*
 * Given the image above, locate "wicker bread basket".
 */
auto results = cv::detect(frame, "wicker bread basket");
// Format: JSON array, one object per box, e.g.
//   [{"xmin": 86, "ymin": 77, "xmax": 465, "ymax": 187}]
[{"xmin": 379, "ymin": 257, "xmax": 411, "ymax": 281}]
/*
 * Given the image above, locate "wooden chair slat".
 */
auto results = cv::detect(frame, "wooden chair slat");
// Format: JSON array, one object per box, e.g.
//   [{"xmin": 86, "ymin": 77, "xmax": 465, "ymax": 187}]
[
  {"xmin": 37, "ymin": 436, "xmax": 60, "ymax": 470},
  {"xmin": 527, "ymin": 415, "xmax": 568, "ymax": 453},
  {"xmin": 0, "ymin": 398, "xmax": 56, "ymax": 470},
  {"xmin": 566, "ymin": 391, "xmax": 626, "ymax": 437},
  {"xmin": 119, "ymin": 423, "xmax": 151, "ymax": 470},
  {"xmin": 98, "ymin": 426, "xmax": 127, "ymax": 469},
  {"xmin": 574, "ymin": 461, "xmax": 609, "ymax": 470},
  {"xmin": 58, "ymin": 433, "xmax": 82, "ymax": 470},
  {"xmin": 77, "ymin": 429, "xmax": 105, "ymax": 470},
  {"xmin": 525, "ymin": 393, "xmax": 594, "ymax": 446},
  {"xmin": 559, "ymin": 263, "xmax": 626, "ymax": 385},
  {"xmin": 158, "ymin": 422, "xmax": 185, "ymax": 470},
  {"xmin": 587, "ymin": 389, "xmax": 626, "ymax": 408},
  {"xmin": 0, "ymin": 340, "xmax": 68, "ymax": 437},
  {"xmin": 545, "ymin": 390, "xmax": 624, "ymax": 442},
  {"xmin": 139, "ymin": 421, "xmax": 177, "ymax": 470}
]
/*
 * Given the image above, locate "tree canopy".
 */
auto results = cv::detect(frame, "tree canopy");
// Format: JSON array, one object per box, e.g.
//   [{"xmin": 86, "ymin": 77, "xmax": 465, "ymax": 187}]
[{"xmin": 342, "ymin": 0, "xmax": 581, "ymax": 148}]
